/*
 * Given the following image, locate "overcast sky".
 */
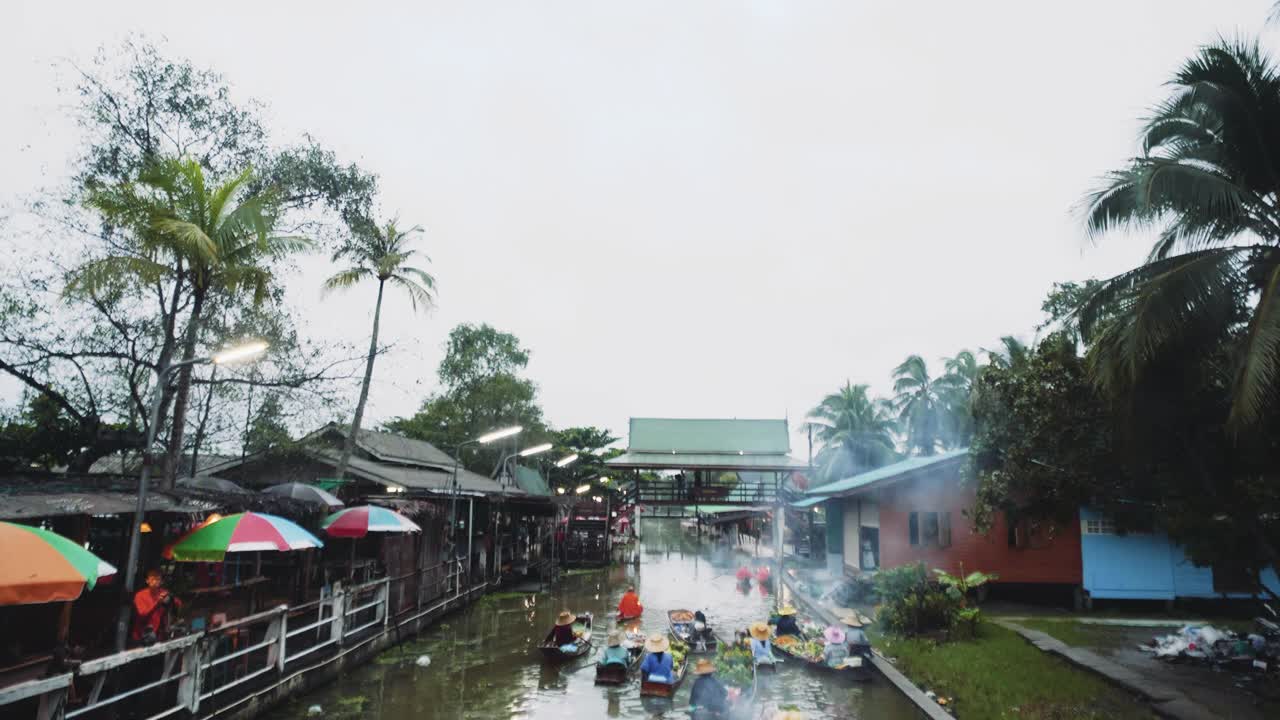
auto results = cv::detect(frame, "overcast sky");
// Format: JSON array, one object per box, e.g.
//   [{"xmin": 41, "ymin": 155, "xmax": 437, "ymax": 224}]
[{"xmin": 4, "ymin": 1, "xmax": 1278, "ymax": 452}]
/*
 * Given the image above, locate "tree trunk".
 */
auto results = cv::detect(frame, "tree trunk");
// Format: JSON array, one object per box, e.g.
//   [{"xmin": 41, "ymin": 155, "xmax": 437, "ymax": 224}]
[
  {"xmin": 162, "ymin": 283, "xmax": 207, "ymax": 487},
  {"xmin": 190, "ymin": 365, "xmax": 217, "ymax": 475},
  {"xmin": 336, "ymin": 279, "xmax": 386, "ymax": 480}
]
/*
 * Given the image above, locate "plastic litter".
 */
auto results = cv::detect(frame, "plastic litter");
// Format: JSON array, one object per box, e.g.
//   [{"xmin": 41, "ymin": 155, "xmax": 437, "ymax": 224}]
[
  {"xmin": 306, "ymin": 705, "xmax": 322, "ymax": 716},
  {"xmin": 415, "ymin": 655, "xmax": 432, "ymax": 667}
]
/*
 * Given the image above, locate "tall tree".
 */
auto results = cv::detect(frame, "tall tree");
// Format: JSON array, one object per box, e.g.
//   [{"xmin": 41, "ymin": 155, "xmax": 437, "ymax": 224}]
[
  {"xmin": 805, "ymin": 382, "xmax": 897, "ymax": 483},
  {"xmin": 386, "ymin": 324, "xmax": 546, "ymax": 474},
  {"xmin": 981, "ymin": 336, "xmax": 1031, "ymax": 370},
  {"xmin": 323, "ymin": 221, "xmax": 435, "ymax": 481},
  {"xmin": 1082, "ymin": 39, "xmax": 1280, "ymax": 426},
  {"xmin": 892, "ymin": 355, "xmax": 948, "ymax": 455},
  {"xmin": 71, "ymin": 157, "xmax": 306, "ymax": 485}
]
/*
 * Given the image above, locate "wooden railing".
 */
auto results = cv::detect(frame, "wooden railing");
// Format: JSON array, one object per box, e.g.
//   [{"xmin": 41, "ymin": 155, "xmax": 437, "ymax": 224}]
[{"xmin": 0, "ymin": 558, "xmax": 481, "ymax": 720}]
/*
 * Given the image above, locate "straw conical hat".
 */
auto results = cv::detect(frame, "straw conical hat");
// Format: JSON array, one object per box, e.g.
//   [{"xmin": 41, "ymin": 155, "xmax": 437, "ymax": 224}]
[
  {"xmin": 556, "ymin": 611, "xmax": 575, "ymax": 626},
  {"xmin": 693, "ymin": 658, "xmax": 716, "ymax": 675},
  {"xmin": 644, "ymin": 633, "xmax": 670, "ymax": 653},
  {"xmin": 749, "ymin": 621, "xmax": 770, "ymax": 640},
  {"xmin": 607, "ymin": 630, "xmax": 623, "ymax": 647},
  {"xmin": 777, "ymin": 605, "xmax": 798, "ymax": 616}
]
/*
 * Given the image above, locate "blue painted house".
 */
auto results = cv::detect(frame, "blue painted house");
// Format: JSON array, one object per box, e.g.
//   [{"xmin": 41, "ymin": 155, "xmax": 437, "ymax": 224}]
[{"xmin": 1079, "ymin": 506, "xmax": 1280, "ymax": 604}]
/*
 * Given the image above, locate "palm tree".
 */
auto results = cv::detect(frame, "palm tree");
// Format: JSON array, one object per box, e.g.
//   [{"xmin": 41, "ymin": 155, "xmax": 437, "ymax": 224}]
[
  {"xmin": 70, "ymin": 157, "xmax": 301, "ymax": 484},
  {"xmin": 805, "ymin": 382, "xmax": 897, "ymax": 483},
  {"xmin": 324, "ymin": 220, "xmax": 435, "ymax": 481},
  {"xmin": 892, "ymin": 355, "xmax": 948, "ymax": 455},
  {"xmin": 982, "ymin": 336, "xmax": 1031, "ymax": 370},
  {"xmin": 1082, "ymin": 39, "xmax": 1280, "ymax": 426},
  {"xmin": 938, "ymin": 350, "xmax": 979, "ymax": 447}
]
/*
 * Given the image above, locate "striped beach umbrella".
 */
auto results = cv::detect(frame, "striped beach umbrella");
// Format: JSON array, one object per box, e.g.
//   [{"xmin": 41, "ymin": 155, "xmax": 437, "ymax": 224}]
[
  {"xmin": 167, "ymin": 512, "xmax": 324, "ymax": 562},
  {"xmin": 321, "ymin": 505, "xmax": 421, "ymax": 538},
  {"xmin": 0, "ymin": 521, "xmax": 117, "ymax": 605}
]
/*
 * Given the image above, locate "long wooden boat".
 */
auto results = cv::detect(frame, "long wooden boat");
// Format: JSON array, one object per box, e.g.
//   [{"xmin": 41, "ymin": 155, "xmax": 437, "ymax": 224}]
[
  {"xmin": 691, "ymin": 649, "xmax": 757, "ymax": 719},
  {"xmin": 638, "ymin": 651, "xmax": 688, "ymax": 698},
  {"xmin": 669, "ymin": 609, "xmax": 719, "ymax": 654},
  {"xmin": 770, "ymin": 633, "xmax": 870, "ymax": 681},
  {"xmin": 594, "ymin": 645, "xmax": 643, "ymax": 685},
  {"xmin": 539, "ymin": 612, "xmax": 594, "ymax": 660},
  {"xmin": 617, "ymin": 610, "xmax": 643, "ymax": 622}
]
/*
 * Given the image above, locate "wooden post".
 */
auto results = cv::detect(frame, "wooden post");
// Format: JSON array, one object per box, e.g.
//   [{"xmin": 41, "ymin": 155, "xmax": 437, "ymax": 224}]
[
  {"xmin": 332, "ymin": 584, "xmax": 347, "ymax": 646},
  {"xmin": 268, "ymin": 608, "xmax": 288, "ymax": 672},
  {"xmin": 178, "ymin": 638, "xmax": 202, "ymax": 713}
]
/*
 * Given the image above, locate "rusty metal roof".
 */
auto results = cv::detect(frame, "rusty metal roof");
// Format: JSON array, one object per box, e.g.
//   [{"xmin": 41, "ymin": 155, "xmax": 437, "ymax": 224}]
[{"xmin": 0, "ymin": 490, "xmax": 216, "ymax": 520}]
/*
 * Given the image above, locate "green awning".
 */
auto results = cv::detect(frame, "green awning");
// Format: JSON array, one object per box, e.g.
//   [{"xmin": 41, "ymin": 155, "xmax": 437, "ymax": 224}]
[{"xmin": 314, "ymin": 478, "xmax": 349, "ymax": 492}]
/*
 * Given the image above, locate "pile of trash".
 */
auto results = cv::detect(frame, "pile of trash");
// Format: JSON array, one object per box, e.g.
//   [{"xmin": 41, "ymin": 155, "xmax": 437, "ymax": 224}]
[{"xmin": 1140, "ymin": 625, "xmax": 1275, "ymax": 671}]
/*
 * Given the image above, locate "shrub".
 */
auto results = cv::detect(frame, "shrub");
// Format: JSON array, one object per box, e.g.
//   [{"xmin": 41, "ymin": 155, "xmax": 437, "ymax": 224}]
[{"xmin": 874, "ymin": 562, "xmax": 957, "ymax": 636}]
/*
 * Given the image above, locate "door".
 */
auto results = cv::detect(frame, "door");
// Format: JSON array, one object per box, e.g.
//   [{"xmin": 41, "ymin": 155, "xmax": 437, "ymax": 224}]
[{"xmin": 860, "ymin": 526, "xmax": 880, "ymax": 570}]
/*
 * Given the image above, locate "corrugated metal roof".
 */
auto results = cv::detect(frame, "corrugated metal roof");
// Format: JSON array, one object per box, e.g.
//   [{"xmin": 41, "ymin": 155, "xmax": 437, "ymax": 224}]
[
  {"xmin": 805, "ymin": 448, "xmax": 969, "ymax": 497},
  {"xmin": 791, "ymin": 497, "xmax": 825, "ymax": 508},
  {"xmin": 333, "ymin": 451, "xmax": 506, "ymax": 496},
  {"xmin": 351, "ymin": 427, "xmax": 458, "ymax": 469},
  {"xmin": 605, "ymin": 451, "xmax": 808, "ymax": 471},
  {"xmin": 0, "ymin": 491, "xmax": 215, "ymax": 520},
  {"xmin": 514, "ymin": 465, "xmax": 550, "ymax": 496},
  {"xmin": 627, "ymin": 418, "xmax": 791, "ymax": 454}
]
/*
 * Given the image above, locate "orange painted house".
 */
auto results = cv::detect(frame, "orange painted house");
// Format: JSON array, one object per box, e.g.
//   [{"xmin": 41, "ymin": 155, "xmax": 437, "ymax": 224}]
[{"xmin": 808, "ymin": 449, "xmax": 1082, "ymax": 587}]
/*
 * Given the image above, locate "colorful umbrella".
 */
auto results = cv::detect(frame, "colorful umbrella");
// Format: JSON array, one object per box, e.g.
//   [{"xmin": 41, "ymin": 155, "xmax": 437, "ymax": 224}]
[
  {"xmin": 167, "ymin": 512, "xmax": 324, "ymax": 562},
  {"xmin": 263, "ymin": 482, "xmax": 344, "ymax": 508},
  {"xmin": 0, "ymin": 521, "xmax": 117, "ymax": 605},
  {"xmin": 322, "ymin": 505, "xmax": 421, "ymax": 538}
]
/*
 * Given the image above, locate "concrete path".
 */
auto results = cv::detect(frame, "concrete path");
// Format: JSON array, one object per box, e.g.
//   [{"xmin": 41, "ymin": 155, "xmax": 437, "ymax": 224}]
[{"xmin": 996, "ymin": 619, "xmax": 1218, "ymax": 720}]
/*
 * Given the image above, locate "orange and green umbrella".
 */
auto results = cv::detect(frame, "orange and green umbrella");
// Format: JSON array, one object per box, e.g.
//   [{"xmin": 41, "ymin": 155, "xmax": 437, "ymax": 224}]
[{"xmin": 0, "ymin": 521, "xmax": 117, "ymax": 606}]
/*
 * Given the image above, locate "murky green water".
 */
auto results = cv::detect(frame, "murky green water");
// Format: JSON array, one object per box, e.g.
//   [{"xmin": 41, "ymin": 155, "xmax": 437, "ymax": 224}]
[{"xmin": 268, "ymin": 522, "xmax": 920, "ymax": 719}]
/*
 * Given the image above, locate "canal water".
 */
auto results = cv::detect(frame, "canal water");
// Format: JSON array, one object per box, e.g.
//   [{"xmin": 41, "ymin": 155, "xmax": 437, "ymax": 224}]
[{"xmin": 268, "ymin": 521, "xmax": 919, "ymax": 719}]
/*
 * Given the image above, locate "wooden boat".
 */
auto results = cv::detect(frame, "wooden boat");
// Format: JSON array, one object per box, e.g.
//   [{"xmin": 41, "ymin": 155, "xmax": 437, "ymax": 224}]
[
  {"xmin": 539, "ymin": 612, "xmax": 594, "ymax": 660},
  {"xmin": 638, "ymin": 650, "xmax": 688, "ymax": 698},
  {"xmin": 692, "ymin": 648, "xmax": 757, "ymax": 719},
  {"xmin": 667, "ymin": 609, "xmax": 720, "ymax": 654},
  {"xmin": 594, "ymin": 645, "xmax": 642, "ymax": 685},
  {"xmin": 617, "ymin": 610, "xmax": 643, "ymax": 622},
  {"xmin": 770, "ymin": 633, "xmax": 870, "ymax": 681}
]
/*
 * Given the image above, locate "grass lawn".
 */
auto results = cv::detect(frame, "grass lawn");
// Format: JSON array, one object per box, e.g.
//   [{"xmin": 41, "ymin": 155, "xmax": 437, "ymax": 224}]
[{"xmin": 874, "ymin": 621, "xmax": 1155, "ymax": 720}]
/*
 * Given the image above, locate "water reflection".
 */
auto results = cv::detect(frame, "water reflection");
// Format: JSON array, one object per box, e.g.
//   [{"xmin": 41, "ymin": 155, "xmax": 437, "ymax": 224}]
[{"xmin": 266, "ymin": 521, "xmax": 919, "ymax": 719}]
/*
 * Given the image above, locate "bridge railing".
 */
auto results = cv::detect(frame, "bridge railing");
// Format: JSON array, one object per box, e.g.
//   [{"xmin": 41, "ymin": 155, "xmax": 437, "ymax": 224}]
[{"xmin": 0, "ymin": 557, "xmax": 492, "ymax": 720}]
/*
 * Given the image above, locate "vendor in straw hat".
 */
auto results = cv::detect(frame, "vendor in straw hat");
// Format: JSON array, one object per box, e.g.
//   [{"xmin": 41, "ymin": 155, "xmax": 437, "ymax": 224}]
[
  {"xmin": 551, "ymin": 610, "xmax": 580, "ymax": 647},
  {"xmin": 598, "ymin": 629, "xmax": 630, "ymax": 668},
  {"xmin": 689, "ymin": 657, "xmax": 729, "ymax": 713},
  {"xmin": 839, "ymin": 613, "xmax": 872, "ymax": 655},
  {"xmin": 774, "ymin": 605, "xmax": 801, "ymax": 637},
  {"xmin": 748, "ymin": 621, "xmax": 776, "ymax": 665},
  {"xmin": 639, "ymin": 633, "xmax": 674, "ymax": 683},
  {"xmin": 821, "ymin": 625, "xmax": 849, "ymax": 668}
]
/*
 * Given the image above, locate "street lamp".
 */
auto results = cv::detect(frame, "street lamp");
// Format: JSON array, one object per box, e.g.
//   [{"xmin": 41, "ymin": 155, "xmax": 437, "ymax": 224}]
[
  {"xmin": 449, "ymin": 426, "xmax": 523, "ymax": 582},
  {"xmin": 519, "ymin": 443, "xmax": 553, "ymax": 457},
  {"xmin": 114, "ymin": 340, "xmax": 268, "ymax": 650}
]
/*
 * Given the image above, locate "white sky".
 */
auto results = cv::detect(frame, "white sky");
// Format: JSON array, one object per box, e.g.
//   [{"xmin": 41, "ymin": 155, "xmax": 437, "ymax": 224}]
[{"xmin": 3, "ymin": 1, "xmax": 1278, "ymax": 451}]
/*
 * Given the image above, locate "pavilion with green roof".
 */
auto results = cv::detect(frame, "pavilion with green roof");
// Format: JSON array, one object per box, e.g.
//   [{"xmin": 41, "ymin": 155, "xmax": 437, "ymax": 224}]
[{"xmin": 605, "ymin": 417, "xmax": 810, "ymax": 506}]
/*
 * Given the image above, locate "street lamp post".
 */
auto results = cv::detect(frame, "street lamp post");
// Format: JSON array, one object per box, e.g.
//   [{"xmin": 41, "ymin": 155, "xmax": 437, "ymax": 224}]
[
  {"xmin": 449, "ymin": 425, "xmax": 521, "ymax": 589},
  {"xmin": 114, "ymin": 341, "xmax": 267, "ymax": 650}
]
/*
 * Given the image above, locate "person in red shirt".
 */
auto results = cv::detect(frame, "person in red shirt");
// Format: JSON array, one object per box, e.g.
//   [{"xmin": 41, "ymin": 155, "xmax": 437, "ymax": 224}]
[
  {"xmin": 617, "ymin": 585, "xmax": 643, "ymax": 619},
  {"xmin": 131, "ymin": 569, "xmax": 180, "ymax": 645}
]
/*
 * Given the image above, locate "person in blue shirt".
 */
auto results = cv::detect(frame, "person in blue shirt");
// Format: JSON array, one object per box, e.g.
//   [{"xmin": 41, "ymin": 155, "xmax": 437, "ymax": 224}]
[
  {"xmin": 639, "ymin": 634, "xmax": 674, "ymax": 683},
  {"xmin": 749, "ymin": 622, "xmax": 776, "ymax": 665},
  {"xmin": 598, "ymin": 630, "xmax": 630, "ymax": 667},
  {"xmin": 689, "ymin": 658, "xmax": 729, "ymax": 713}
]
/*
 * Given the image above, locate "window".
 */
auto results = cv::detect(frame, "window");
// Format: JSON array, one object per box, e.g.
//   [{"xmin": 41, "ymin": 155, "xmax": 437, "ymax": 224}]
[
  {"xmin": 909, "ymin": 511, "xmax": 950, "ymax": 548},
  {"xmin": 1083, "ymin": 518, "xmax": 1116, "ymax": 535}
]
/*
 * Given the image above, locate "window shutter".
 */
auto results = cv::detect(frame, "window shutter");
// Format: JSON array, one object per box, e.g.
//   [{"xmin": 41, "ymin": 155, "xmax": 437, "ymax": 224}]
[
  {"xmin": 908, "ymin": 512, "xmax": 919, "ymax": 546},
  {"xmin": 941, "ymin": 512, "xmax": 952, "ymax": 548}
]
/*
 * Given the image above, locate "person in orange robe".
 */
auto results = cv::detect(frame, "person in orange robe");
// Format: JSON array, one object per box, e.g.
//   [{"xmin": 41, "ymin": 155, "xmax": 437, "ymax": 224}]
[
  {"xmin": 617, "ymin": 585, "xmax": 643, "ymax": 618},
  {"xmin": 131, "ymin": 569, "xmax": 180, "ymax": 645}
]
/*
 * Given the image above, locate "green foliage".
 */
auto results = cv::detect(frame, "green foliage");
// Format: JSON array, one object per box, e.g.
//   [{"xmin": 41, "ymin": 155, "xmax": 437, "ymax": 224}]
[
  {"xmin": 0, "ymin": 395, "xmax": 94, "ymax": 471},
  {"xmin": 874, "ymin": 563, "xmax": 958, "ymax": 636},
  {"xmin": 244, "ymin": 393, "xmax": 292, "ymax": 455},
  {"xmin": 892, "ymin": 354, "xmax": 974, "ymax": 455},
  {"xmin": 934, "ymin": 567, "xmax": 997, "ymax": 637},
  {"xmin": 805, "ymin": 382, "xmax": 898, "ymax": 483},
  {"xmin": 1081, "ymin": 38, "xmax": 1280, "ymax": 428},
  {"xmin": 386, "ymin": 324, "xmax": 547, "ymax": 475}
]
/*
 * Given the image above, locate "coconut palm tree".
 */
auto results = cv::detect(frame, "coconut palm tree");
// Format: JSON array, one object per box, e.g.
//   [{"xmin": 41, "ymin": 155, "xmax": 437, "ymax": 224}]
[
  {"xmin": 1082, "ymin": 39, "xmax": 1280, "ymax": 426},
  {"xmin": 805, "ymin": 382, "xmax": 897, "ymax": 483},
  {"xmin": 982, "ymin": 336, "xmax": 1031, "ymax": 370},
  {"xmin": 892, "ymin": 355, "xmax": 949, "ymax": 455},
  {"xmin": 323, "ymin": 220, "xmax": 435, "ymax": 481},
  {"xmin": 71, "ymin": 157, "xmax": 302, "ymax": 484},
  {"xmin": 938, "ymin": 350, "xmax": 979, "ymax": 447}
]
